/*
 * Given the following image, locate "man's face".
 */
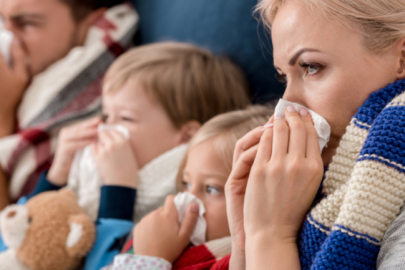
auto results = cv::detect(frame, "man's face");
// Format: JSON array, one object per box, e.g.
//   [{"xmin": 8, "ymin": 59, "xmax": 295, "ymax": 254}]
[{"xmin": 0, "ymin": 0, "xmax": 81, "ymax": 75}]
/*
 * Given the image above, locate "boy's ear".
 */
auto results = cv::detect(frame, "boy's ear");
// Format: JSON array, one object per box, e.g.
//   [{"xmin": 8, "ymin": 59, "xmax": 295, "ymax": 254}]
[{"xmin": 178, "ymin": 121, "xmax": 201, "ymax": 144}]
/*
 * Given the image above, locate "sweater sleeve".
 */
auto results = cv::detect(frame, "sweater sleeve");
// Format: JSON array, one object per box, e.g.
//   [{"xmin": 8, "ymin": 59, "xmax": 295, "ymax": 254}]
[
  {"xmin": 106, "ymin": 254, "xmax": 172, "ymax": 270},
  {"xmin": 83, "ymin": 185, "xmax": 137, "ymax": 270},
  {"xmin": 377, "ymin": 205, "xmax": 405, "ymax": 269}
]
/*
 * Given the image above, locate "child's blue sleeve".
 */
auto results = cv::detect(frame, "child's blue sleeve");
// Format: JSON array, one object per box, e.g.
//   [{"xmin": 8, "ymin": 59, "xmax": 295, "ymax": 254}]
[
  {"xmin": 84, "ymin": 186, "xmax": 136, "ymax": 270},
  {"xmin": 26, "ymin": 170, "xmax": 64, "ymax": 199}
]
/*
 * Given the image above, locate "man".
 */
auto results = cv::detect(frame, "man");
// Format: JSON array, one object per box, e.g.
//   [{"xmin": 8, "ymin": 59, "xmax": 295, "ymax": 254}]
[{"xmin": 0, "ymin": 0, "xmax": 138, "ymax": 209}]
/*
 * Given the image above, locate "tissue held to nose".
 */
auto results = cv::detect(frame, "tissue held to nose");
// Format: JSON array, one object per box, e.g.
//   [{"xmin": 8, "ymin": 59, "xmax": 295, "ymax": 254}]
[
  {"xmin": 97, "ymin": 124, "xmax": 130, "ymax": 140},
  {"xmin": 174, "ymin": 192, "xmax": 207, "ymax": 246},
  {"xmin": 0, "ymin": 28, "xmax": 13, "ymax": 65},
  {"xmin": 274, "ymin": 99, "xmax": 331, "ymax": 152}
]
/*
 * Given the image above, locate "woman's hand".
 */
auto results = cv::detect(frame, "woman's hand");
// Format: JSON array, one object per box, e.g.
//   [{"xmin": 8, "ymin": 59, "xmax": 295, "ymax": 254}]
[
  {"xmin": 92, "ymin": 129, "xmax": 138, "ymax": 189},
  {"xmin": 225, "ymin": 125, "xmax": 269, "ymax": 270},
  {"xmin": 244, "ymin": 106, "xmax": 323, "ymax": 269},
  {"xmin": 134, "ymin": 195, "xmax": 199, "ymax": 263},
  {"xmin": 48, "ymin": 117, "xmax": 101, "ymax": 186}
]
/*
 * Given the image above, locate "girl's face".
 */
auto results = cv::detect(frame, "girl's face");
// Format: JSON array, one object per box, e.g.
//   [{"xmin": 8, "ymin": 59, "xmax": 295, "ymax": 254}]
[
  {"xmin": 181, "ymin": 139, "xmax": 231, "ymax": 242},
  {"xmin": 272, "ymin": 1, "xmax": 404, "ymax": 164},
  {"xmin": 102, "ymin": 80, "xmax": 184, "ymax": 169}
]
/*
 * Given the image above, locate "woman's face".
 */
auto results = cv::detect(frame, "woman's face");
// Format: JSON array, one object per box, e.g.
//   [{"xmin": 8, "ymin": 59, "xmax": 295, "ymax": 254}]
[{"xmin": 272, "ymin": 1, "xmax": 403, "ymax": 164}]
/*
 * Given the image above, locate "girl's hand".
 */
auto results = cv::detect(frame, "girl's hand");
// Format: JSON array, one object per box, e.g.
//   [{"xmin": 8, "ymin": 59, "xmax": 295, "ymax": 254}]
[
  {"xmin": 48, "ymin": 117, "xmax": 101, "ymax": 186},
  {"xmin": 225, "ymin": 125, "xmax": 270, "ymax": 270},
  {"xmin": 92, "ymin": 129, "xmax": 138, "ymax": 189},
  {"xmin": 134, "ymin": 195, "xmax": 199, "ymax": 263},
  {"xmin": 244, "ymin": 107, "xmax": 323, "ymax": 269}
]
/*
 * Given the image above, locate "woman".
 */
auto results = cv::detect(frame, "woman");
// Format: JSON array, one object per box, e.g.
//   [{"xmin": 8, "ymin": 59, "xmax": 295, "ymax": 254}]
[{"xmin": 225, "ymin": 0, "xmax": 405, "ymax": 269}]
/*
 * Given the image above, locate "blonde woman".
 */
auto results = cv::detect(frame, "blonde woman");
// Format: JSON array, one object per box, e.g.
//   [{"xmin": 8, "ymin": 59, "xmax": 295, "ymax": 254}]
[{"xmin": 225, "ymin": 0, "xmax": 405, "ymax": 269}]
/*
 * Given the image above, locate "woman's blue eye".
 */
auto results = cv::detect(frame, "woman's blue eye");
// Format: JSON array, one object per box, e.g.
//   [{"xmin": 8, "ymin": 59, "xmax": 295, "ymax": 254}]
[
  {"xmin": 206, "ymin": 186, "xmax": 221, "ymax": 195},
  {"xmin": 307, "ymin": 65, "xmax": 318, "ymax": 74}
]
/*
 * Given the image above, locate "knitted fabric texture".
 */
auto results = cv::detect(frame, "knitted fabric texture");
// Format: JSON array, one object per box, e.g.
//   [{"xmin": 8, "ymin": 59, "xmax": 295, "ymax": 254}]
[{"xmin": 299, "ymin": 78, "xmax": 405, "ymax": 269}]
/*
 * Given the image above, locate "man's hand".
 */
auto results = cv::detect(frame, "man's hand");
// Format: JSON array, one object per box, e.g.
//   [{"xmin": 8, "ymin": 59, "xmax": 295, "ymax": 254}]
[
  {"xmin": 0, "ymin": 38, "xmax": 30, "ymax": 137},
  {"xmin": 47, "ymin": 117, "xmax": 101, "ymax": 186}
]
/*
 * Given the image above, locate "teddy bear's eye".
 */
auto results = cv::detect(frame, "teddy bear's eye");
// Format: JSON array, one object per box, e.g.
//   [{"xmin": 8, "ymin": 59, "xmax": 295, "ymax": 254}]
[{"xmin": 28, "ymin": 217, "xmax": 32, "ymax": 223}]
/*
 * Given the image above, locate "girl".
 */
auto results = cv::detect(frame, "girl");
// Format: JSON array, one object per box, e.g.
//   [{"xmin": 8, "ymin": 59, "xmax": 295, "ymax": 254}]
[{"xmin": 103, "ymin": 106, "xmax": 274, "ymax": 269}]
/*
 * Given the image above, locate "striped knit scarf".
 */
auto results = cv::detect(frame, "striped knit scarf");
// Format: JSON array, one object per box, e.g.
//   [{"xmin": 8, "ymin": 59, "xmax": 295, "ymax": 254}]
[
  {"xmin": 299, "ymin": 78, "xmax": 405, "ymax": 269},
  {"xmin": 121, "ymin": 236, "xmax": 231, "ymax": 269},
  {"xmin": 0, "ymin": 4, "xmax": 138, "ymax": 201}
]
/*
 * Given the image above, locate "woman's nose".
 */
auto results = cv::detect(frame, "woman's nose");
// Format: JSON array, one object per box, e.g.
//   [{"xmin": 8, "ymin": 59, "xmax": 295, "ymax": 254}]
[{"xmin": 282, "ymin": 83, "xmax": 303, "ymax": 104}]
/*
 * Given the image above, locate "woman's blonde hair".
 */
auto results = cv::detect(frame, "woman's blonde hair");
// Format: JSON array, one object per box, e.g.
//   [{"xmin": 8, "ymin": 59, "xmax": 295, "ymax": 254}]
[
  {"xmin": 256, "ymin": 0, "xmax": 405, "ymax": 53},
  {"xmin": 175, "ymin": 105, "xmax": 274, "ymax": 191},
  {"xmin": 103, "ymin": 42, "xmax": 251, "ymax": 129}
]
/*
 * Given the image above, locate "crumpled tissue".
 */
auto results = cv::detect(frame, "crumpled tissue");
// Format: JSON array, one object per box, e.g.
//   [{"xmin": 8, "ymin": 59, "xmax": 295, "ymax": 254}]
[
  {"xmin": 98, "ymin": 124, "xmax": 130, "ymax": 140},
  {"xmin": 174, "ymin": 192, "xmax": 206, "ymax": 246},
  {"xmin": 0, "ymin": 28, "xmax": 13, "ymax": 65},
  {"xmin": 274, "ymin": 99, "xmax": 331, "ymax": 152}
]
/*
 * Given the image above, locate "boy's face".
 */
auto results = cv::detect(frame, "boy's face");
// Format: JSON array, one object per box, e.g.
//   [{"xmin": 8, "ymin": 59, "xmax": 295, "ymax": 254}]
[
  {"xmin": 0, "ymin": 0, "xmax": 89, "ymax": 75},
  {"xmin": 102, "ymin": 80, "xmax": 184, "ymax": 169},
  {"xmin": 181, "ymin": 139, "xmax": 231, "ymax": 242}
]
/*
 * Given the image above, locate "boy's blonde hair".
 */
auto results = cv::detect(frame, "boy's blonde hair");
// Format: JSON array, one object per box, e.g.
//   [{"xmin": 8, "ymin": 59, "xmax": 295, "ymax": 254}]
[
  {"xmin": 103, "ymin": 42, "xmax": 251, "ymax": 129},
  {"xmin": 176, "ymin": 105, "xmax": 274, "ymax": 190},
  {"xmin": 256, "ymin": 0, "xmax": 405, "ymax": 54}
]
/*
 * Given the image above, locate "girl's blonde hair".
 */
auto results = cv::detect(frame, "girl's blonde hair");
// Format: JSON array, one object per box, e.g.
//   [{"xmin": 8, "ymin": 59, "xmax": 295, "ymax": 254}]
[
  {"xmin": 256, "ymin": 0, "xmax": 405, "ymax": 53},
  {"xmin": 176, "ymin": 105, "xmax": 274, "ymax": 191},
  {"xmin": 103, "ymin": 42, "xmax": 251, "ymax": 129}
]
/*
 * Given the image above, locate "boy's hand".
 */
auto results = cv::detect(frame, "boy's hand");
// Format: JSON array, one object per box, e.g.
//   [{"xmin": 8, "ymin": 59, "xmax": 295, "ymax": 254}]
[
  {"xmin": 134, "ymin": 195, "xmax": 199, "ymax": 263},
  {"xmin": 48, "ymin": 117, "xmax": 101, "ymax": 186},
  {"xmin": 92, "ymin": 129, "xmax": 138, "ymax": 189}
]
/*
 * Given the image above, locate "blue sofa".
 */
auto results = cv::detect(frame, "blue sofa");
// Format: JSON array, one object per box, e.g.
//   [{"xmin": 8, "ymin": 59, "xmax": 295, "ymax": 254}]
[{"xmin": 132, "ymin": 0, "xmax": 285, "ymax": 103}]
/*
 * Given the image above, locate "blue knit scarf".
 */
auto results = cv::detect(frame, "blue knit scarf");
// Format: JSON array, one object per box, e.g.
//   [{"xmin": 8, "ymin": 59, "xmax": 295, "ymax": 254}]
[{"xmin": 299, "ymin": 78, "xmax": 405, "ymax": 269}]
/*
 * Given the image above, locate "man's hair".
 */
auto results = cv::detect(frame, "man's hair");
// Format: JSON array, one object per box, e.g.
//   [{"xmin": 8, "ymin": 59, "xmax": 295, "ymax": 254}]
[
  {"xmin": 175, "ymin": 105, "xmax": 274, "ymax": 191},
  {"xmin": 61, "ymin": 0, "xmax": 126, "ymax": 22},
  {"xmin": 103, "ymin": 41, "xmax": 251, "ymax": 129}
]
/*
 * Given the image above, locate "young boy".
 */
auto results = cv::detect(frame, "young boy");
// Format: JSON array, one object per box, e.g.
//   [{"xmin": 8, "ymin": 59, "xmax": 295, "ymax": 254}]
[{"xmin": 40, "ymin": 41, "xmax": 251, "ymax": 222}]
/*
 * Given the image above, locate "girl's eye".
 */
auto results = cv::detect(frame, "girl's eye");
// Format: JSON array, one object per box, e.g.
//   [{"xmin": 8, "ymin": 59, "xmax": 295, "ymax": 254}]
[
  {"xmin": 276, "ymin": 73, "xmax": 288, "ymax": 84},
  {"xmin": 206, "ymin": 186, "xmax": 221, "ymax": 195},
  {"xmin": 182, "ymin": 181, "xmax": 191, "ymax": 191}
]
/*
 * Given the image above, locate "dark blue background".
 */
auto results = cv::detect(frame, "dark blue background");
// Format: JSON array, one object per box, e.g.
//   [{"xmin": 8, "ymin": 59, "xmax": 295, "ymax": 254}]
[{"xmin": 132, "ymin": 0, "xmax": 285, "ymax": 103}]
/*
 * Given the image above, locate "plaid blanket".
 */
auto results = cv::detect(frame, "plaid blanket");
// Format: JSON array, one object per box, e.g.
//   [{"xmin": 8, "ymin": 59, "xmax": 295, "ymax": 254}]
[{"xmin": 0, "ymin": 4, "xmax": 138, "ymax": 201}]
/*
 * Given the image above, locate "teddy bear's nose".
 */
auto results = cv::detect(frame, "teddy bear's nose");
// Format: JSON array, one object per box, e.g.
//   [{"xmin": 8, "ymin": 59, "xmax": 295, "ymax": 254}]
[{"xmin": 6, "ymin": 211, "xmax": 16, "ymax": 219}]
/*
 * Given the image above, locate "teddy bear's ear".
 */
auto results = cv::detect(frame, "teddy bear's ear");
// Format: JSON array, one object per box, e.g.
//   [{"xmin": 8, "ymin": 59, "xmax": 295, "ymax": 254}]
[{"xmin": 65, "ymin": 214, "xmax": 96, "ymax": 258}]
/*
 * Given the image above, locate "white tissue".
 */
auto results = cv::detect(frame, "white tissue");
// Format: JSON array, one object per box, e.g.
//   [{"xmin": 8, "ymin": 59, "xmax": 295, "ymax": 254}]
[
  {"xmin": 174, "ymin": 192, "xmax": 206, "ymax": 246},
  {"xmin": 98, "ymin": 124, "xmax": 130, "ymax": 140},
  {"xmin": 274, "ymin": 99, "xmax": 331, "ymax": 152},
  {"xmin": 0, "ymin": 28, "xmax": 13, "ymax": 65}
]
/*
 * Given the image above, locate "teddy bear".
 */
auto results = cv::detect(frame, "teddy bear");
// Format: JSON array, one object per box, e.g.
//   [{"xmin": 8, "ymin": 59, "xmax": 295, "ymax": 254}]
[{"xmin": 0, "ymin": 188, "xmax": 96, "ymax": 270}]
